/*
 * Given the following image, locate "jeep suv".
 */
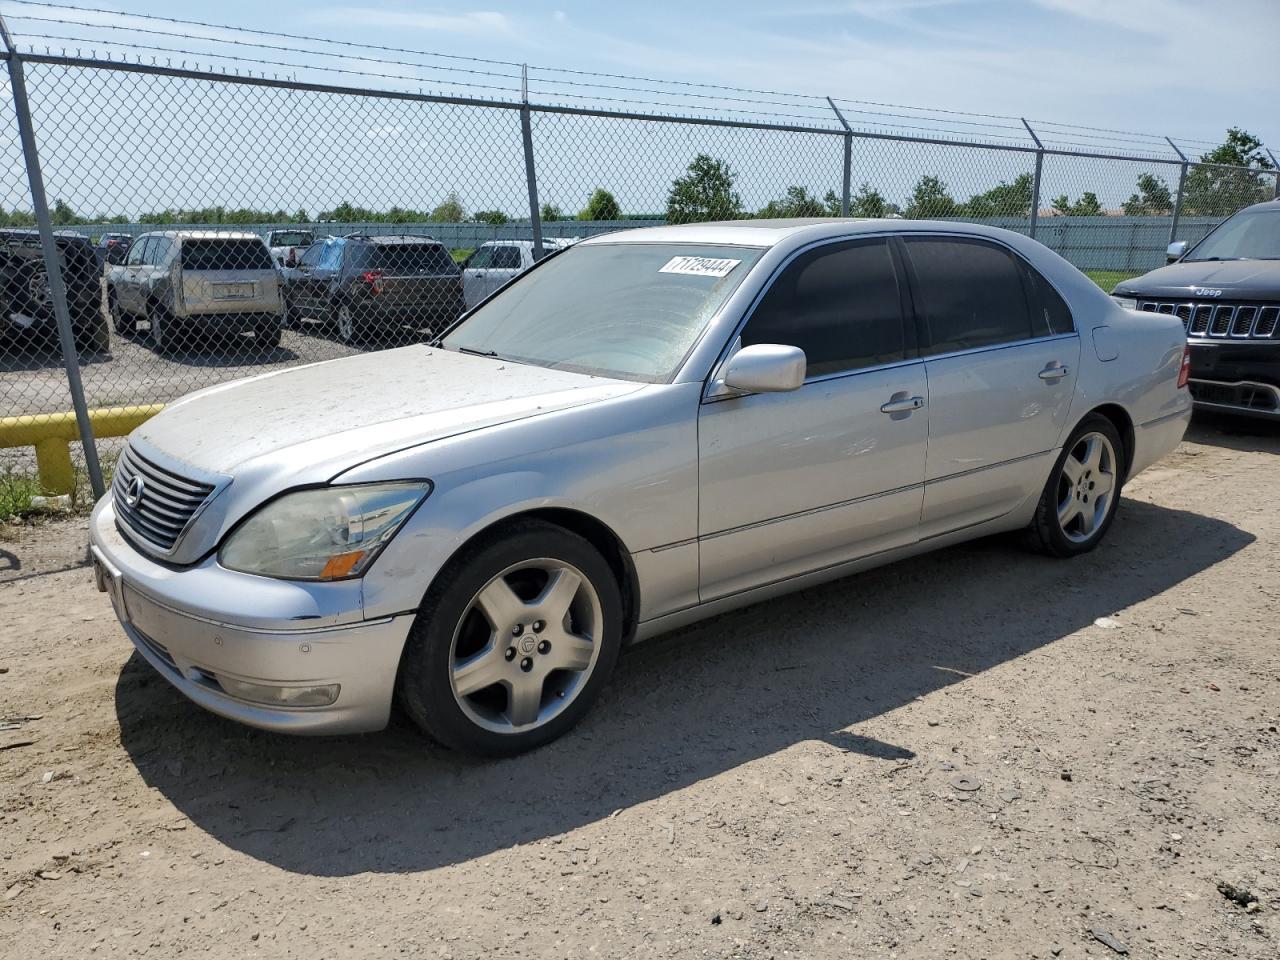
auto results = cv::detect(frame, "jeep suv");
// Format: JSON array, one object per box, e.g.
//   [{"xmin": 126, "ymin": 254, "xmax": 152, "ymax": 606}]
[
  {"xmin": 1, "ymin": 228, "xmax": 110, "ymax": 354},
  {"xmin": 106, "ymin": 231, "xmax": 284, "ymax": 352},
  {"xmin": 281, "ymin": 234, "xmax": 465, "ymax": 345},
  {"xmin": 1112, "ymin": 200, "xmax": 1280, "ymax": 419}
]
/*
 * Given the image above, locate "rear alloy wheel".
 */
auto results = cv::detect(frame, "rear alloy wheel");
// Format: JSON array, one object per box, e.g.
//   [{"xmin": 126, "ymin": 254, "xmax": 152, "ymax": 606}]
[
  {"xmin": 398, "ymin": 520, "xmax": 622, "ymax": 756},
  {"xmin": 1027, "ymin": 413, "xmax": 1124, "ymax": 557},
  {"xmin": 336, "ymin": 302, "xmax": 364, "ymax": 346},
  {"xmin": 148, "ymin": 300, "xmax": 181, "ymax": 354}
]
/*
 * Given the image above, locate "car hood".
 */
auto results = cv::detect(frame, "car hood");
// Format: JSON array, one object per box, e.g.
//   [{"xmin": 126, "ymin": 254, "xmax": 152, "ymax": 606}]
[
  {"xmin": 1114, "ymin": 259, "xmax": 1280, "ymax": 301},
  {"xmin": 134, "ymin": 345, "xmax": 643, "ymax": 478}
]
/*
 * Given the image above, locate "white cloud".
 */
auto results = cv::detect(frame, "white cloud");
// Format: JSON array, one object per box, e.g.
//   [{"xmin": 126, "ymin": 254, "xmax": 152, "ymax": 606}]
[{"xmin": 305, "ymin": 8, "xmax": 514, "ymax": 39}]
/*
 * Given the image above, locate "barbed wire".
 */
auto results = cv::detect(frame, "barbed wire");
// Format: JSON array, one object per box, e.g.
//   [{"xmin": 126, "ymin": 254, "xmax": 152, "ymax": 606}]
[{"xmin": 2, "ymin": 0, "xmax": 1246, "ymax": 157}]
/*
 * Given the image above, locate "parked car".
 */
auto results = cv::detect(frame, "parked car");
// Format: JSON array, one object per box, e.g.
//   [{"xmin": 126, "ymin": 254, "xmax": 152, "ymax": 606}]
[
  {"xmin": 265, "ymin": 228, "xmax": 315, "ymax": 267},
  {"xmin": 462, "ymin": 237, "xmax": 577, "ymax": 308},
  {"xmin": 90, "ymin": 219, "xmax": 1191, "ymax": 756},
  {"xmin": 1, "ymin": 228, "xmax": 109, "ymax": 353},
  {"xmin": 281, "ymin": 234, "xmax": 465, "ymax": 344},
  {"xmin": 1111, "ymin": 199, "xmax": 1280, "ymax": 419},
  {"xmin": 105, "ymin": 231, "xmax": 284, "ymax": 352},
  {"xmin": 94, "ymin": 232, "xmax": 133, "ymax": 270}
]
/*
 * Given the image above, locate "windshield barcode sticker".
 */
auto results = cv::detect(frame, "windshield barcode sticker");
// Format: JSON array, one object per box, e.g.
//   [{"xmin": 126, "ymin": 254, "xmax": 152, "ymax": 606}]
[{"xmin": 659, "ymin": 256, "xmax": 742, "ymax": 278}]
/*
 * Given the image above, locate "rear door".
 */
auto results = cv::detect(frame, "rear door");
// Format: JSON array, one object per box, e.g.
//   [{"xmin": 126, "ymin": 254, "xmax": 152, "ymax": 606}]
[
  {"xmin": 481, "ymin": 244, "xmax": 524, "ymax": 300},
  {"xmin": 900, "ymin": 235, "xmax": 1080, "ymax": 537},
  {"xmin": 697, "ymin": 237, "xmax": 929, "ymax": 600},
  {"xmin": 287, "ymin": 240, "xmax": 328, "ymax": 317},
  {"xmin": 462, "ymin": 244, "xmax": 493, "ymax": 308},
  {"xmin": 117, "ymin": 237, "xmax": 152, "ymax": 312}
]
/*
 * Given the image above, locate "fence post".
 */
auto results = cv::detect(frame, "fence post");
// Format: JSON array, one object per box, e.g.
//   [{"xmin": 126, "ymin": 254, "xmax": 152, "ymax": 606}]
[
  {"xmin": 1021, "ymin": 119, "xmax": 1043, "ymax": 240},
  {"xmin": 1166, "ymin": 137, "xmax": 1188, "ymax": 247},
  {"xmin": 1268, "ymin": 149, "xmax": 1280, "ymax": 200},
  {"xmin": 826, "ymin": 98, "xmax": 852, "ymax": 216},
  {"xmin": 519, "ymin": 65, "xmax": 544, "ymax": 259},
  {"xmin": 0, "ymin": 19, "xmax": 105, "ymax": 499}
]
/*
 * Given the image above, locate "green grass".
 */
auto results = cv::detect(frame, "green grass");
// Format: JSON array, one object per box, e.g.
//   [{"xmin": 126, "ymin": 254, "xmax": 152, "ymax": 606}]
[
  {"xmin": 451, "ymin": 247, "xmax": 474, "ymax": 264},
  {"xmin": 1083, "ymin": 269, "xmax": 1141, "ymax": 292},
  {"xmin": 0, "ymin": 468, "xmax": 45, "ymax": 522}
]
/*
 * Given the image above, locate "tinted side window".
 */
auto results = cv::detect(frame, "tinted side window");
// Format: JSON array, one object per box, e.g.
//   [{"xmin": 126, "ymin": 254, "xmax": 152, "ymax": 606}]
[
  {"xmin": 490, "ymin": 246, "xmax": 523, "ymax": 269},
  {"xmin": 1022, "ymin": 262, "xmax": 1074, "ymax": 335},
  {"xmin": 299, "ymin": 242, "xmax": 324, "ymax": 267},
  {"xmin": 466, "ymin": 246, "xmax": 493, "ymax": 269},
  {"xmin": 904, "ymin": 237, "xmax": 1032, "ymax": 355},
  {"xmin": 741, "ymin": 239, "xmax": 905, "ymax": 378},
  {"xmin": 126, "ymin": 237, "xmax": 151, "ymax": 266}
]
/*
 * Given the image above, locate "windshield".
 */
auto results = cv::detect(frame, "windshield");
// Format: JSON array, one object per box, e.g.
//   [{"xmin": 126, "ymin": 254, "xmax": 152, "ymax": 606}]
[
  {"xmin": 443, "ymin": 242, "xmax": 763, "ymax": 382},
  {"xmin": 270, "ymin": 231, "xmax": 314, "ymax": 247},
  {"xmin": 1186, "ymin": 209, "xmax": 1280, "ymax": 261}
]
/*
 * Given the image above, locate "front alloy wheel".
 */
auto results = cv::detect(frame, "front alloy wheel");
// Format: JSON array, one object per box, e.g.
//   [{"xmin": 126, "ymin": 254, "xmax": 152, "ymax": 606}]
[
  {"xmin": 398, "ymin": 519, "xmax": 622, "ymax": 756},
  {"xmin": 450, "ymin": 560, "xmax": 602, "ymax": 733}
]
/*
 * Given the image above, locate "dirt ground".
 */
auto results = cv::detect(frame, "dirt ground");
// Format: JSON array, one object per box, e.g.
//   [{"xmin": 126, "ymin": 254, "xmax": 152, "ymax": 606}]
[{"xmin": 1, "ymin": 414, "xmax": 1277, "ymax": 959}]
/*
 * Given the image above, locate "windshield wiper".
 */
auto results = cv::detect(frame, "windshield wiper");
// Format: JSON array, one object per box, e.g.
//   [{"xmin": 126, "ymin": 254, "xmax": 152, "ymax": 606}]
[{"xmin": 455, "ymin": 345, "xmax": 500, "ymax": 358}]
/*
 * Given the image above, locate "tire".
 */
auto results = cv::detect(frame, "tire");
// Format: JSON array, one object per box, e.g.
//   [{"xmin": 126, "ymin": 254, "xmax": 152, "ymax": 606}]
[
  {"xmin": 108, "ymin": 286, "xmax": 131, "ymax": 336},
  {"xmin": 1026, "ymin": 413, "xmax": 1124, "ymax": 558},
  {"xmin": 335, "ymin": 301, "xmax": 366, "ymax": 346},
  {"xmin": 397, "ymin": 519, "xmax": 623, "ymax": 756},
  {"xmin": 75, "ymin": 314, "xmax": 110, "ymax": 355},
  {"xmin": 254, "ymin": 316, "xmax": 283, "ymax": 349},
  {"xmin": 148, "ymin": 300, "xmax": 183, "ymax": 354},
  {"xmin": 281, "ymin": 295, "xmax": 298, "ymax": 329}
]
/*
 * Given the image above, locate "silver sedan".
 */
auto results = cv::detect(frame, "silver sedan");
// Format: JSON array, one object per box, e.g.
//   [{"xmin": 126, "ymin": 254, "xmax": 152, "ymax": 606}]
[{"xmin": 89, "ymin": 218, "xmax": 1192, "ymax": 755}]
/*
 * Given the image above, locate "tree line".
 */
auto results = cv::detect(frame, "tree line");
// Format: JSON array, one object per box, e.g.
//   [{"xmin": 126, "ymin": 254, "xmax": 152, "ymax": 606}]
[{"xmin": 1, "ymin": 129, "xmax": 1268, "ymax": 230}]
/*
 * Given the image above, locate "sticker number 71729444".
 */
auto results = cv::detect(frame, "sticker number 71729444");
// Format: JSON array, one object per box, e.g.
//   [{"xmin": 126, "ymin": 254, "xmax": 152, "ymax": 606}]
[{"xmin": 658, "ymin": 256, "xmax": 742, "ymax": 278}]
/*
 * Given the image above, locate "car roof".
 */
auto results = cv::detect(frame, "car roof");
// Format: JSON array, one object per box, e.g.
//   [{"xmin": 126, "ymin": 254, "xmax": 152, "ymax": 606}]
[
  {"xmin": 343, "ymin": 234, "xmax": 444, "ymax": 245},
  {"xmin": 479, "ymin": 238, "xmax": 575, "ymax": 249},
  {"xmin": 577, "ymin": 217, "xmax": 1047, "ymax": 249},
  {"xmin": 141, "ymin": 230, "xmax": 265, "ymax": 242}
]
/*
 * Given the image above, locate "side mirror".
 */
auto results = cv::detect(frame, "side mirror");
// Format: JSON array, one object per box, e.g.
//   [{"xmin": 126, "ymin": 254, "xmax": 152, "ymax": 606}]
[
  {"xmin": 285, "ymin": 255, "xmax": 298, "ymax": 268},
  {"xmin": 1167, "ymin": 240, "xmax": 1188, "ymax": 263},
  {"xmin": 723, "ymin": 344, "xmax": 806, "ymax": 394}
]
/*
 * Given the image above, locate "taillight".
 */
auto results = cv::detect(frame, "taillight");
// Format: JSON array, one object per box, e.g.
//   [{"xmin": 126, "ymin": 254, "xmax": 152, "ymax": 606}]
[
  {"xmin": 1177, "ymin": 344, "xmax": 1191, "ymax": 388},
  {"xmin": 360, "ymin": 270, "xmax": 384, "ymax": 294}
]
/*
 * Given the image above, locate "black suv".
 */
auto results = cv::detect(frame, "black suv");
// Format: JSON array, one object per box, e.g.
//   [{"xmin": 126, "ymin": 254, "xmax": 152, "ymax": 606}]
[
  {"xmin": 281, "ymin": 234, "xmax": 465, "ymax": 345},
  {"xmin": 1113, "ymin": 200, "xmax": 1280, "ymax": 420},
  {"xmin": 1, "ymin": 228, "xmax": 109, "ymax": 354}
]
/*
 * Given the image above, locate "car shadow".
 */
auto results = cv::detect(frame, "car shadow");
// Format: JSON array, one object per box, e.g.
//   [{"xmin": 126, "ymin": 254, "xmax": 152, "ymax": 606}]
[
  {"xmin": 0, "ymin": 334, "xmax": 113, "ymax": 371},
  {"xmin": 114, "ymin": 325, "xmax": 300, "ymax": 367},
  {"xmin": 1188, "ymin": 410, "xmax": 1280, "ymax": 453},
  {"xmin": 114, "ymin": 498, "xmax": 1252, "ymax": 876}
]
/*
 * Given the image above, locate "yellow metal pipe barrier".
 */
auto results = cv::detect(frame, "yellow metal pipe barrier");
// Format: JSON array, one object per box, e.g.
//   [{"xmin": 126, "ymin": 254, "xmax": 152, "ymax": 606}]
[{"xmin": 0, "ymin": 404, "xmax": 164, "ymax": 495}]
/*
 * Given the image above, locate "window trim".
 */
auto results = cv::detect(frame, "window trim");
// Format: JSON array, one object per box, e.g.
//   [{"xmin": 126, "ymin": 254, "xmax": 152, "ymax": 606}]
[
  {"xmin": 703, "ymin": 233, "xmax": 918, "ymax": 402},
  {"xmin": 896, "ymin": 231, "xmax": 1076, "ymax": 357}
]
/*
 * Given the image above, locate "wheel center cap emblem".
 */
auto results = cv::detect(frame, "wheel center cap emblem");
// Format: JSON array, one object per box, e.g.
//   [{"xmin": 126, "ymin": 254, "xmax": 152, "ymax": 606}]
[
  {"xmin": 124, "ymin": 475, "xmax": 145, "ymax": 508},
  {"xmin": 520, "ymin": 636, "xmax": 535, "ymax": 654}
]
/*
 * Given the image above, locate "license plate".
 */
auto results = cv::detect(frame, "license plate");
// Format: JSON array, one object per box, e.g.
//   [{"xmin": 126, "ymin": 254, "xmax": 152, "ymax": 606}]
[
  {"xmin": 212, "ymin": 282, "xmax": 254, "ymax": 300},
  {"xmin": 91, "ymin": 547, "xmax": 128, "ymax": 623}
]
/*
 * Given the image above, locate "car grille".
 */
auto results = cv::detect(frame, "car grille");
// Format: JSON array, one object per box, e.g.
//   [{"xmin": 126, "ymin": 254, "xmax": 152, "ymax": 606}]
[
  {"xmin": 112, "ymin": 445, "xmax": 215, "ymax": 553},
  {"xmin": 1139, "ymin": 300, "xmax": 1280, "ymax": 340}
]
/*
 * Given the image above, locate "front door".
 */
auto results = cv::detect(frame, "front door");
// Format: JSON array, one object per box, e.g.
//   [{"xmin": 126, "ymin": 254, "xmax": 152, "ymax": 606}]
[
  {"xmin": 117, "ymin": 237, "xmax": 151, "ymax": 313},
  {"xmin": 697, "ymin": 237, "xmax": 929, "ymax": 601},
  {"xmin": 898, "ymin": 235, "xmax": 1081, "ymax": 536}
]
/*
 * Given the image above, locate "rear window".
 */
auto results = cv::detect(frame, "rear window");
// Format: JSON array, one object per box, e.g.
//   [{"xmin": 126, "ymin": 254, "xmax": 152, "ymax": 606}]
[
  {"xmin": 270, "ymin": 231, "xmax": 314, "ymax": 247},
  {"xmin": 180, "ymin": 238, "xmax": 274, "ymax": 271},
  {"xmin": 358, "ymin": 243, "xmax": 458, "ymax": 274}
]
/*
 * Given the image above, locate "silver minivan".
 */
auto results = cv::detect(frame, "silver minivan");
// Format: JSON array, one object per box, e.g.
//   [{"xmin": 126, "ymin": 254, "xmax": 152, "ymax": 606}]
[{"xmin": 106, "ymin": 231, "xmax": 284, "ymax": 351}]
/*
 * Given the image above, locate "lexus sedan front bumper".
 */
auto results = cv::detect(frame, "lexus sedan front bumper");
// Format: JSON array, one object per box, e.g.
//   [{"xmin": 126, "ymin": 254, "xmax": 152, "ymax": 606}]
[{"xmin": 89, "ymin": 497, "xmax": 414, "ymax": 735}]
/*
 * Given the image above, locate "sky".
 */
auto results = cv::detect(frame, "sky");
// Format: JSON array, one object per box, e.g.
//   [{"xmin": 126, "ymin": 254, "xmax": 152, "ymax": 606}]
[
  {"xmin": 1, "ymin": 0, "xmax": 1277, "ymax": 219},
  {"xmin": 8, "ymin": 0, "xmax": 1269, "ymax": 149}
]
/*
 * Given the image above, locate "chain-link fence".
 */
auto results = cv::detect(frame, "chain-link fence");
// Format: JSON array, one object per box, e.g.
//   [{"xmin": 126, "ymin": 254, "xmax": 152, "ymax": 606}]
[{"xmin": 0, "ymin": 10, "xmax": 1277, "ymax": 503}]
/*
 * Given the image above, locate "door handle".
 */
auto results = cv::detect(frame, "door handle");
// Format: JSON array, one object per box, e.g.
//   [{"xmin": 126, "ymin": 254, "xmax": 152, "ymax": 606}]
[
  {"xmin": 880, "ymin": 395, "xmax": 926, "ymax": 414},
  {"xmin": 1038, "ymin": 363, "xmax": 1070, "ymax": 381}
]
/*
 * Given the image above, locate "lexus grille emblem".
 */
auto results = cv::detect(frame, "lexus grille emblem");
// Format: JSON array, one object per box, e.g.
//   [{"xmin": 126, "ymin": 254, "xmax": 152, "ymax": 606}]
[{"xmin": 124, "ymin": 475, "xmax": 145, "ymax": 508}]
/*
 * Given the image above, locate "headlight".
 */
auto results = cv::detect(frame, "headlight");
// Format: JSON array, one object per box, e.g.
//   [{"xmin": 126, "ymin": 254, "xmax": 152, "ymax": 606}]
[
  {"xmin": 219, "ymin": 482, "xmax": 430, "ymax": 580},
  {"xmin": 1111, "ymin": 295, "xmax": 1138, "ymax": 310}
]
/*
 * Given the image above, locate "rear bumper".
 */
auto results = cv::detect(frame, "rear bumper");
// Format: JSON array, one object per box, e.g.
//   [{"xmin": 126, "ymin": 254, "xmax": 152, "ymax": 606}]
[
  {"xmin": 356, "ymin": 301, "xmax": 464, "ymax": 326},
  {"xmin": 176, "ymin": 311, "xmax": 282, "ymax": 329}
]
